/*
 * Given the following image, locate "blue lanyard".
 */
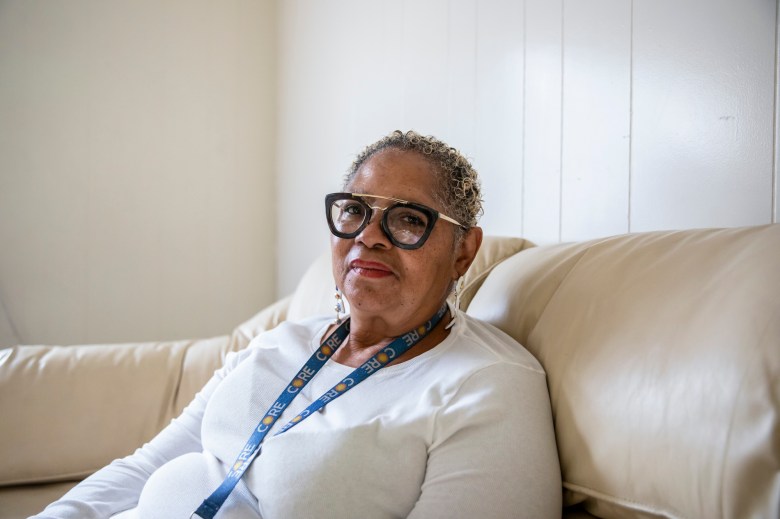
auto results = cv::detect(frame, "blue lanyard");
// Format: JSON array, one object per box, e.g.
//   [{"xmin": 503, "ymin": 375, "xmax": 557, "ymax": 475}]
[{"xmin": 191, "ymin": 304, "xmax": 449, "ymax": 519}]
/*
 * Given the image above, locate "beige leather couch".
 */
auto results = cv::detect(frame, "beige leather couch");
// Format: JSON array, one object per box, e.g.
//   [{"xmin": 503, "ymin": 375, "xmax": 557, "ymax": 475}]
[{"xmin": 1, "ymin": 226, "xmax": 778, "ymax": 519}]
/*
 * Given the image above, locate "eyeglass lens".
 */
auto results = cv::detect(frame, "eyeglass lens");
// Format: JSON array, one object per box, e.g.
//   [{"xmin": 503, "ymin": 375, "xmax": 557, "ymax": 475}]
[{"xmin": 329, "ymin": 199, "xmax": 431, "ymax": 246}]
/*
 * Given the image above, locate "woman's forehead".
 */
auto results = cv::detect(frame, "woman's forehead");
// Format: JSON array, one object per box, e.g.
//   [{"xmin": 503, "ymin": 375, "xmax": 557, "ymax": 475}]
[{"xmin": 348, "ymin": 150, "xmax": 440, "ymax": 204}]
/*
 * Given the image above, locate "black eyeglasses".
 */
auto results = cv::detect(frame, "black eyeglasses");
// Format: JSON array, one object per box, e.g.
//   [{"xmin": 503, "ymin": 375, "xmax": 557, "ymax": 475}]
[{"xmin": 325, "ymin": 192, "xmax": 465, "ymax": 250}]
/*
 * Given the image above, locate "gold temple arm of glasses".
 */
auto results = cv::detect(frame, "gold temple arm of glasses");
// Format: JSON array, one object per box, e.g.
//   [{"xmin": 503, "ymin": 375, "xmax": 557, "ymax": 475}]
[{"xmin": 349, "ymin": 193, "xmax": 464, "ymax": 228}]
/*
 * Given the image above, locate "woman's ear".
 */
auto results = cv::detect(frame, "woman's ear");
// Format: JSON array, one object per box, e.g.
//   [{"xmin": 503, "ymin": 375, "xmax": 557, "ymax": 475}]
[{"xmin": 453, "ymin": 227, "xmax": 483, "ymax": 278}]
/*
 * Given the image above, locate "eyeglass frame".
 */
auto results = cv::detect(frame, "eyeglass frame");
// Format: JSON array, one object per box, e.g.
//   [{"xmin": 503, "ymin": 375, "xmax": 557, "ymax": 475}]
[{"xmin": 325, "ymin": 192, "xmax": 466, "ymax": 250}]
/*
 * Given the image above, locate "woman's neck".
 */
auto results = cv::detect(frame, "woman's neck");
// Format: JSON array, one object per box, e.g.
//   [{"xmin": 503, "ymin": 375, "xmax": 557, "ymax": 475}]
[{"xmin": 328, "ymin": 308, "xmax": 452, "ymax": 368}]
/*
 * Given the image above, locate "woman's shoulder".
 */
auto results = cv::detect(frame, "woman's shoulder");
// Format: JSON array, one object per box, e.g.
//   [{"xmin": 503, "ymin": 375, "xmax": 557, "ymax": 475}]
[
  {"xmin": 245, "ymin": 315, "xmax": 333, "ymax": 353},
  {"xmin": 452, "ymin": 311, "xmax": 545, "ymax": 376}
]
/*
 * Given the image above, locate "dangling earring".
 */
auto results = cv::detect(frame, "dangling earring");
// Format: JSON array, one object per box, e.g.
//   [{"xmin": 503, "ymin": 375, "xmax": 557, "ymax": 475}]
[
  {"xmin": 454, "ymin": 276, "xmax": 465, "ymax": 311},
  {"xmin": 446, "ymin": 276, "xmax": 464, "ymax": 329},
  {"xmin": 334, "ymin": 286, "xmax": 345, "ymax": 324}
]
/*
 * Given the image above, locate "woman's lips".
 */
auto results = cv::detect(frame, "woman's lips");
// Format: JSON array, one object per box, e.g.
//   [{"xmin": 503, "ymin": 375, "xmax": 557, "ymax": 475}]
[{"xmin": 349, "ymin": 259, "xmax": 394, "ymax": 278}]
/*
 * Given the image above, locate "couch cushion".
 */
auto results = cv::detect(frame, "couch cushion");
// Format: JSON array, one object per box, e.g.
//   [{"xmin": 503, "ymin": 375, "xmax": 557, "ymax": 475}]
[{"xmin": 468, "ymin": 225, "xmax": 780, "ymax": 519}]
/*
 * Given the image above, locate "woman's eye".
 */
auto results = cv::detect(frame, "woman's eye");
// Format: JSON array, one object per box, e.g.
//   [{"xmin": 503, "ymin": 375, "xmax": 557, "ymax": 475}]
[
  {"xmin": 341, "ymin": 202, "xmax": 364, "ymax": 217},
  {"xmin": 399, "ymin": 213, "xmax": 426, "ymax": 228}
]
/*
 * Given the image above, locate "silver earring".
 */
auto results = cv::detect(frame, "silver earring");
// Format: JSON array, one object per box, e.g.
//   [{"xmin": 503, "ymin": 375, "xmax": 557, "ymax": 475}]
[
  {"xmin": 454, "ymin": 276, "xmax": 465, "ymax": 311},
  {"xmin": 334, "ymin": 286, "xmax": 344, "ymax": 324},
  {"xmin": 446, "ymin": 277, "xmax": 464, "ymax": 330}
]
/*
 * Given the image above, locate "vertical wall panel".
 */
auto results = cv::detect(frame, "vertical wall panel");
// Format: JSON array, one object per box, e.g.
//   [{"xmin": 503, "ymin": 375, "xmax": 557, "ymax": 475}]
[
  {"xmin": 446, "ymin": 0, "xmax": 478, "ymax": 156},
  {"xmin": 560, "ymin": 0, "xmax": 632, "ymax": 241},
  {"xmin": 400, "ymin": 0, "xmax": 451, "ymax": 135},
  {"xmin": 523, "ymin": 0, "xmax": 563, "ymax": 244},
  {"xmin": 341, "ymin": 2, "xmax": 406, "ymax": 155},
  {"xmin": 631, "ymin": 0, "xmax": 776, "ymax": 231},
  {"xmin": 473, "ymin": 0, "xmax": 525, "ymax": 236}
]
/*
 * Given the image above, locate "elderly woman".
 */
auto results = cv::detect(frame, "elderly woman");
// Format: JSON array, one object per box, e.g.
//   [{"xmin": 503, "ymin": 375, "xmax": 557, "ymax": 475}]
[{"xmin": 35, "ymin": 131, "xmax": 561, "ymax": 519}]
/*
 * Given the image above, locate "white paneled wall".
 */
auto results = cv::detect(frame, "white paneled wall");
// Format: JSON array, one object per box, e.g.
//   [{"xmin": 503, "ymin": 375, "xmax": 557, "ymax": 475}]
[
  {"xmin": 473, "ymin": 1, "xmax": 525, "ymax": 236},
  {"xmin": 276, "ymin": 0, "xmax": 779, "ymax": 296},
  {"xmin": 631, "ymin": 0, "xmax": 777, "ymax": 231},
  {"xmin": 561, "ymin": 0, "xmax": 632, "ymax": 241},
  {"xmin": 523, "ymin": 0, "xmax": 563, "ymax": 243},
  {"xmin": 2, "ymin": 0, "xmax": 776, "ymax": 343}
]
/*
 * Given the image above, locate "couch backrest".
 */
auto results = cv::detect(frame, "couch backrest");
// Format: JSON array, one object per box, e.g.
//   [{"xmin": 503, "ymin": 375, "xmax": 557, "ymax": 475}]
[
  {"xmin": 467, "ymin": 225, "xmax": 780, "ymax": 519},
  {"xmin": 6, "ymin": 225, "xmax": 777, "ymax": 519}
]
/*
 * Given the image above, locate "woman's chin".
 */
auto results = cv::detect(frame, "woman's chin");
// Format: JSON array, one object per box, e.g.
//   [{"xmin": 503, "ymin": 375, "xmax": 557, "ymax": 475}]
[
  {"xmin": 345, "ymin": 296, "xmax": 395, "ymax": 316},
  {"xmin": 343, "ymin": 289, "xmax": 398, "ymax": 316}
]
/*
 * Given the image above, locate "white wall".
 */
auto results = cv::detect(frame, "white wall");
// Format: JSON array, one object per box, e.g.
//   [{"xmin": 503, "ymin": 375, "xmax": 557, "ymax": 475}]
[
  {"xmin": 0, "ymin": 0, "xmax": 278, "ymax": 345},
  {"xmin": 2, "ymin": 0, "xmax": 777, "ymax": 344},
  {"xmin": 276, "ymin": 0, "xmax": 779, "ymax": 296}
]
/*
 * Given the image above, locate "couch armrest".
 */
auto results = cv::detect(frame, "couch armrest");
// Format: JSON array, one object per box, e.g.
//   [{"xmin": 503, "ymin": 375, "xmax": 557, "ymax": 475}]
[{"xmin": 0, "ymin": 336, "xmax": 228, "ymax": 486}]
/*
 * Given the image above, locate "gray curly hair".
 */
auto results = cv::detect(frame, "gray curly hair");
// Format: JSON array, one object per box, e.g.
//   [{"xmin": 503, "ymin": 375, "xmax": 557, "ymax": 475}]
[{"xmin": 343, "ymin": 130, "xmax": 483, "ymax": 230}]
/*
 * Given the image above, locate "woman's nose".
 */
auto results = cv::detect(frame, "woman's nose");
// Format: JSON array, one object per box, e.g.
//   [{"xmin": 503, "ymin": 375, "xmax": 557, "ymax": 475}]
[{"xmin": 356, "ymin": 208, "xmax": 391, "ymax": 248}]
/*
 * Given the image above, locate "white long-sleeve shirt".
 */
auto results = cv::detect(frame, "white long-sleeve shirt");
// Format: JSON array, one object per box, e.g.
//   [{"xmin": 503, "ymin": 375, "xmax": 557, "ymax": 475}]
[{"xmin": 34, "ymin": 309, "xmax": 561, "ymax": 519}]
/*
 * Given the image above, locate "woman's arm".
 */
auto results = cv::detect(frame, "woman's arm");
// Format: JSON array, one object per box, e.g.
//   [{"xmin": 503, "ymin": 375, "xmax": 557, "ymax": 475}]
[{"xmin": 408, "ymin": 363, "xmax": 562, "ymax": 519}]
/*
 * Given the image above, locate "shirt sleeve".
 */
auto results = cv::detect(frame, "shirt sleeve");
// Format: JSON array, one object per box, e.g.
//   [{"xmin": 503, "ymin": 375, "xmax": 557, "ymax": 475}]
[
  {"xmin": 407, "ymin": 362, "xmax": 562, "ymax": 519},
  {"xmin": 31, "ymin": 347, "xmax": 252, "ymax": 519}
]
